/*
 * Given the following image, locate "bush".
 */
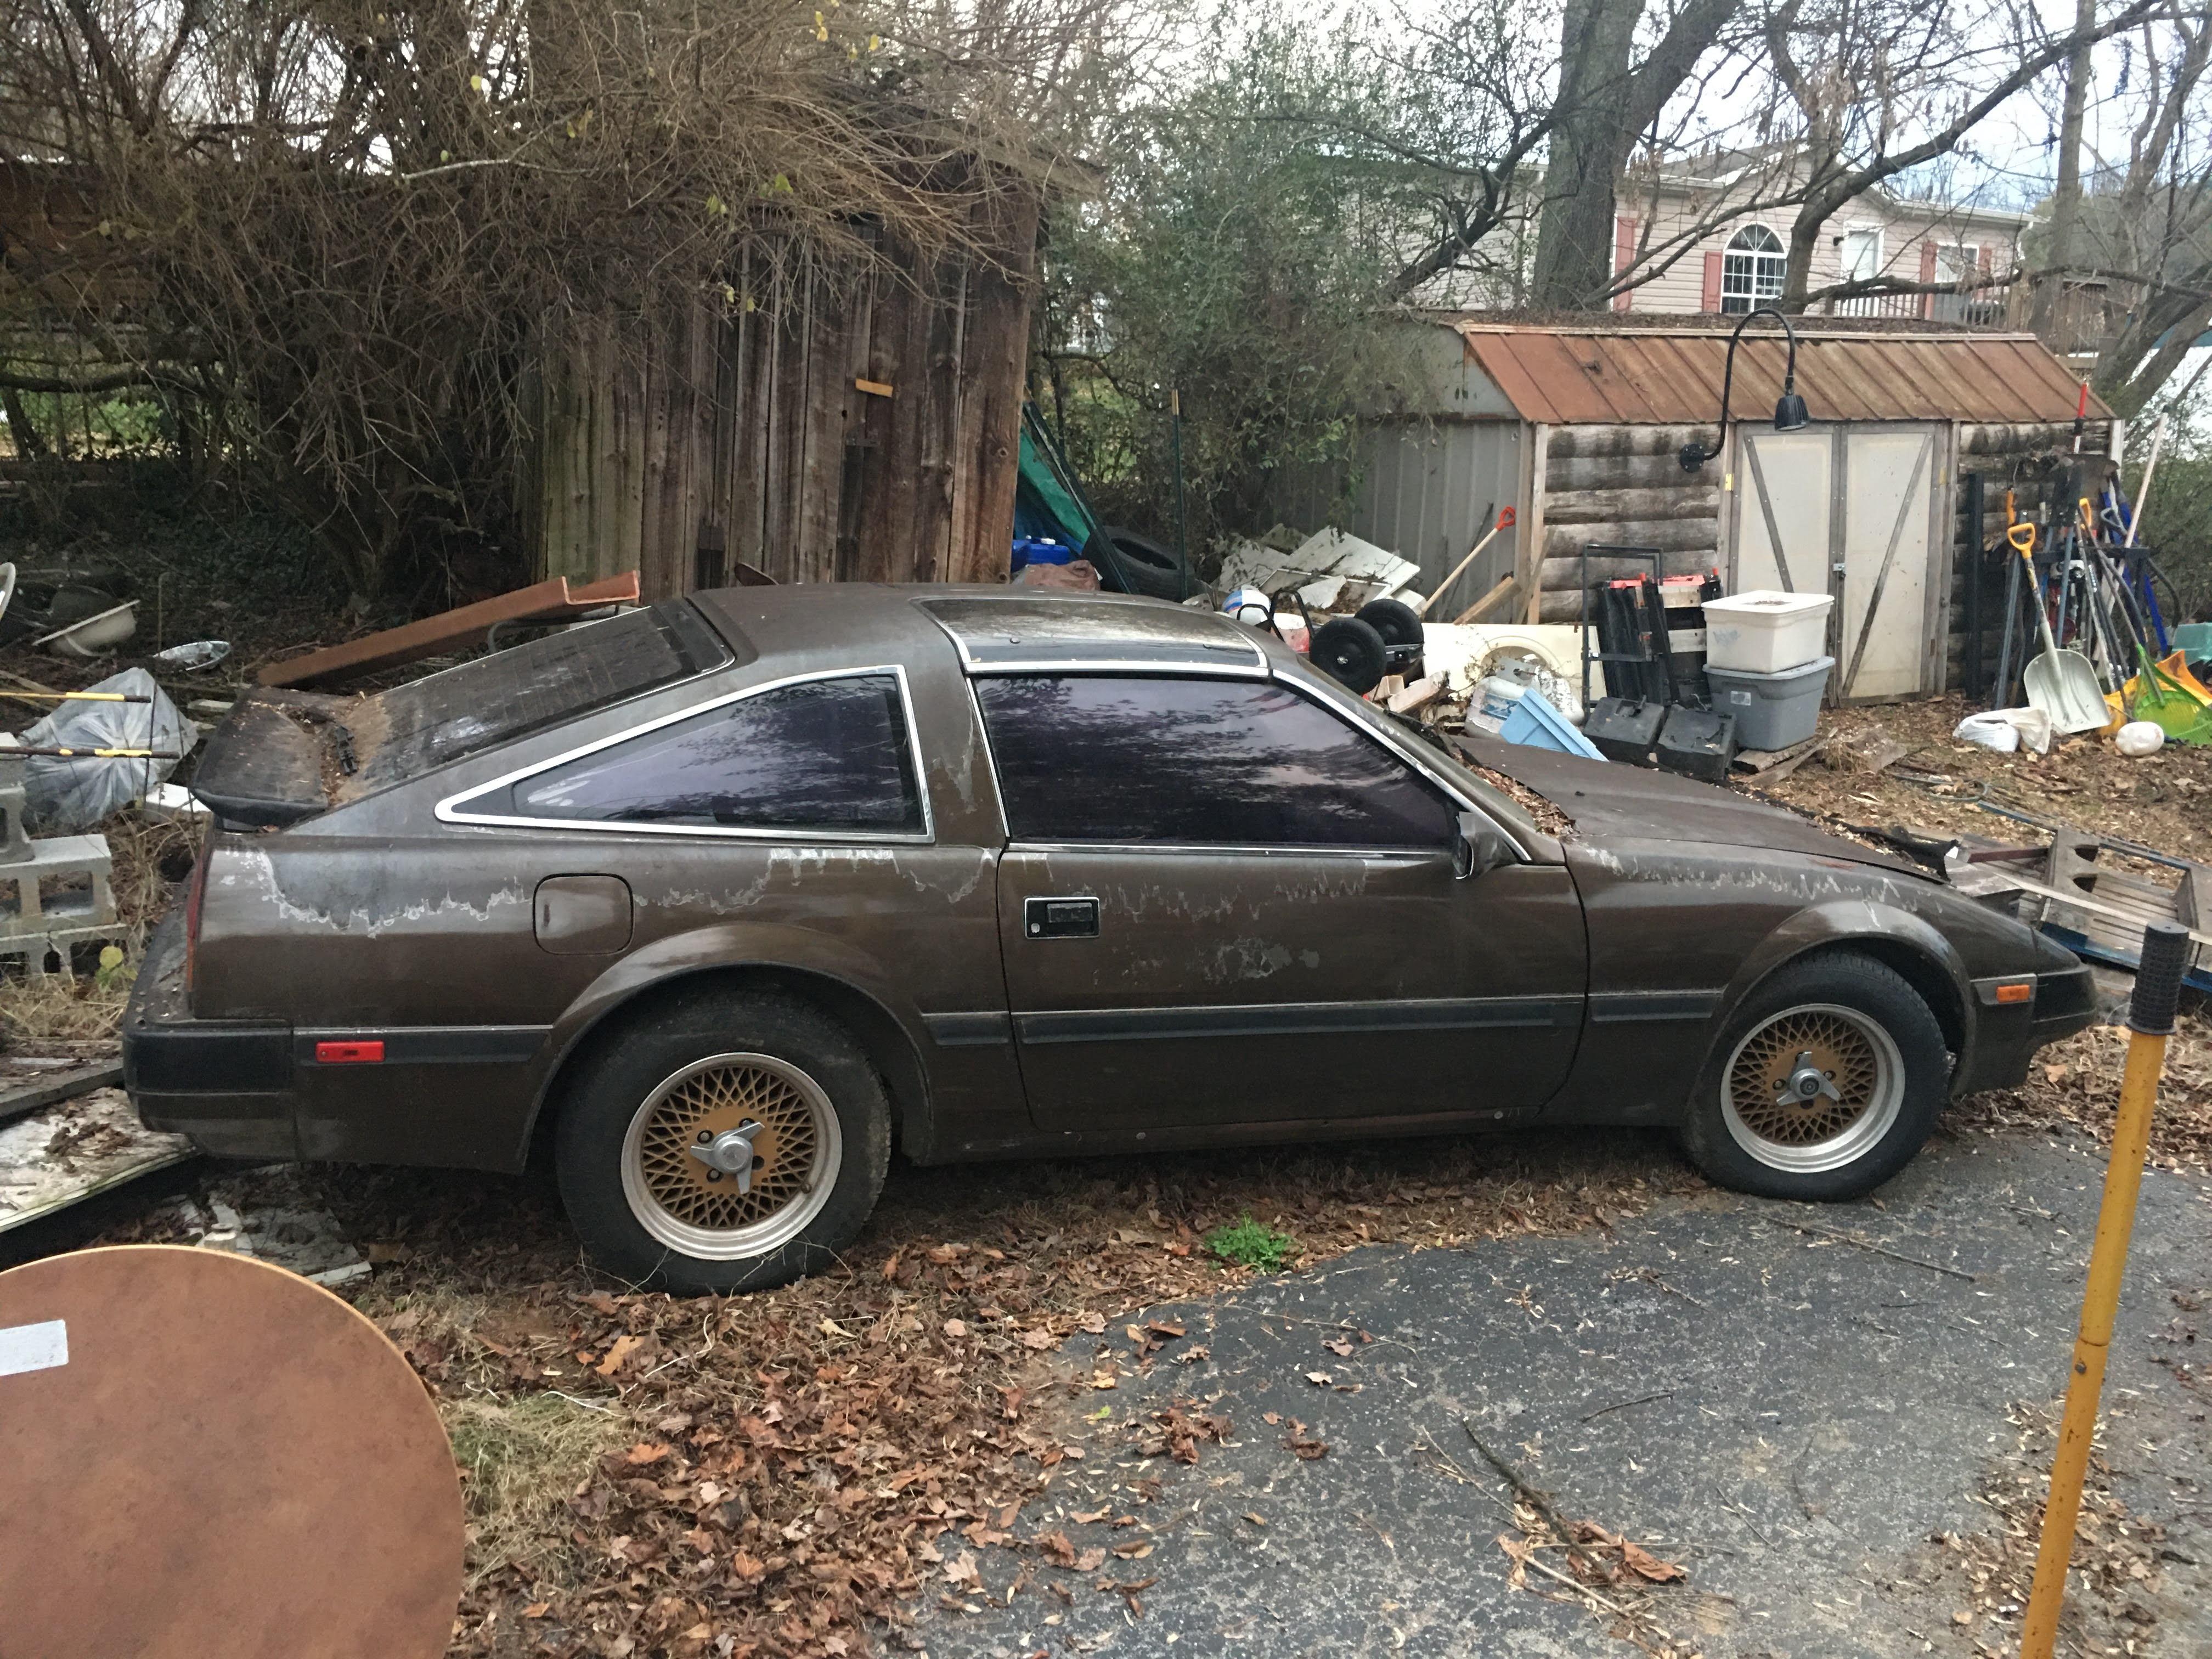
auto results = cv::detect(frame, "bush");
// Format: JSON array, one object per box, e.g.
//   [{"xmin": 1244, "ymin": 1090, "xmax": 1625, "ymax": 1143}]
[{"xmin": 2138, "ymin": 445, "xmax": 2212, "ymax": 623}]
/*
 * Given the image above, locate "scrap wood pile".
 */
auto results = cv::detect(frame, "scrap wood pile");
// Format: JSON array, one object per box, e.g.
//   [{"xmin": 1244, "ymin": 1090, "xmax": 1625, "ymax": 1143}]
[{"xmin": 96, "ymin": 1136, "xmax": 1681, "ymax": 1657}]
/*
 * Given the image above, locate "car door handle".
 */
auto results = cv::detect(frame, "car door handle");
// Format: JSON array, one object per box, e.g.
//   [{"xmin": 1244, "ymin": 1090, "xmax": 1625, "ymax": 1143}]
[{"xmin": 1025, "ymin": 896, "xmax": 1099, "ymax": 939}]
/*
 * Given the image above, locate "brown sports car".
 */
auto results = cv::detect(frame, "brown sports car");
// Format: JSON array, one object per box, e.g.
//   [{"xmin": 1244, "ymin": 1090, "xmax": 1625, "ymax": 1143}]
[{"xmin": 125, "ymin": 588, "xmax": 2095, "ymax": 1292}]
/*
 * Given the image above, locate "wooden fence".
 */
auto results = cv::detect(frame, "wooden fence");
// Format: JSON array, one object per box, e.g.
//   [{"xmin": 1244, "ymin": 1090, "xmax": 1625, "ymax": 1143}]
[{"xmin": 528, "ymin": 204, "xmax": 1037, "ymax": 597}]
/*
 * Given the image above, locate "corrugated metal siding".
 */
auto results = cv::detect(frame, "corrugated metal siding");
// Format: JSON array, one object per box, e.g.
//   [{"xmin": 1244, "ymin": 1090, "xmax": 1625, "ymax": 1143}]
[
  {"xmin": 1458, "ymin": 326, "xmax": 2102, "ymax": 426},
  {"xmin": 1270, "ymin": 422, "xmax": 1523, "ymax": 617}
]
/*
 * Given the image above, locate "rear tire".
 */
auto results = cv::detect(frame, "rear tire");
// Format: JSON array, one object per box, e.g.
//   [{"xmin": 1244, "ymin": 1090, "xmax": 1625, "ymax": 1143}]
[
  {"xmin": 1680, "ymin": 953, "xmax": 1949, "ymax": 1201},
  {"xmin": 554, "ymin": 990, "xmax": 891, "ymax": 1294}
]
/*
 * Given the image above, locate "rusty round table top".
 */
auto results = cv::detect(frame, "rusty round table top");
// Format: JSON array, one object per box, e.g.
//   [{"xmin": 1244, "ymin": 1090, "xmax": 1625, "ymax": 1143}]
[{"xmin": 0, "ymin": 1245, "xmax": 462, "ymax": 1659}]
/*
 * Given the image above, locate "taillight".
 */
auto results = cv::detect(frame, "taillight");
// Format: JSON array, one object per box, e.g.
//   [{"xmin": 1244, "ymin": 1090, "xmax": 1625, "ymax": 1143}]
[{"xmin": 183, "ymin": 838, "xmax": 212, "ymax": 997}]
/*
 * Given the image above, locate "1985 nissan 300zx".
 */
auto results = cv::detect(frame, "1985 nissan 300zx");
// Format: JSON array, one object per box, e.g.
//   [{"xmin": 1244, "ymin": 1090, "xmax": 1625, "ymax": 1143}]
[{"xmin": 125, "ymin": 588, "xmax": 2096, "ymax": 1291}]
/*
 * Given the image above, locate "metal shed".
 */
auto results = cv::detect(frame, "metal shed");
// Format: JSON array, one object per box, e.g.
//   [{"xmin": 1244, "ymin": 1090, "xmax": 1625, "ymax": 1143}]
[{"xmin": 1276, "ymin": 319, "xmax": 2115, "ymax": 703}]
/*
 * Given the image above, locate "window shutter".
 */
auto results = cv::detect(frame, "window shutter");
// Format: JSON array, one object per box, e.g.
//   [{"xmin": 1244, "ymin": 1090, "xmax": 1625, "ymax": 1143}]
[
  {"xmin": 1701, "ymin": 250, "xmax": 1724, "ymax": 312},
  {"xmin": 1918, "ymin": 239, "xmax": 1939, "ymax": 319},
  {"xmin": 1612, "ymin": 216, "xmax": 1638, "ymax": 312}
]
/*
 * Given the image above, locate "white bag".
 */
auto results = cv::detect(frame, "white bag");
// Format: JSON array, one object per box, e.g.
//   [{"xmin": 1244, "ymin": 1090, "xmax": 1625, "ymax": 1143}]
[
  {"xmin": 1954, "ymin": 708, "xmax": 2053, "ymax": 757},
  {"xmin": 15, "ymin": 668, "xmax": 199, "ymax": 833}
]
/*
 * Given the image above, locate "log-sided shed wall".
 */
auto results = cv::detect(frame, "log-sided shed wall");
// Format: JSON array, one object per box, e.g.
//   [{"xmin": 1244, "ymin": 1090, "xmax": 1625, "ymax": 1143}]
[{"xmin": 527, "ymin": 203, "xmax": 1039, "ymax": 599}]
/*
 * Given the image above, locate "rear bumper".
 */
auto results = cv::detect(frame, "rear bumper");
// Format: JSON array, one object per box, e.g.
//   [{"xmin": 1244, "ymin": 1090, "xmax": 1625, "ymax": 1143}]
[
  {"xmin": 122, "ymin": 914, "xmax": 300, "ymax": 1159},
  {"xmin": 1953, "ymin": 960, "xmax": 2100, "ymax": 1094}
]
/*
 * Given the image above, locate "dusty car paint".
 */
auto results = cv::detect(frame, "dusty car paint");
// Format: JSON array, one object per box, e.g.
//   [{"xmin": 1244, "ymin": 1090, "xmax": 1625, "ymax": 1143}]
[{"xmin": 126, "ymin": 585, "xmax": 2094, "ymax": 1179}]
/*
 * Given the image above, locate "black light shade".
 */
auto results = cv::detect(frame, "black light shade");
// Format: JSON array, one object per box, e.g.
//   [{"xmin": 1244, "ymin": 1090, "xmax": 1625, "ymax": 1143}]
[{"xmin": 1773, "ymin": 390, "xmax": 1809, "ymax": 431}]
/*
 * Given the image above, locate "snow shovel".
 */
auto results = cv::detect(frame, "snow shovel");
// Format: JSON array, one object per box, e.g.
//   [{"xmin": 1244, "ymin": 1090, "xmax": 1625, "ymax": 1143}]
[{"xmin": 2010, "ymin": 523, "xmax": 2107, "ymax": 734}]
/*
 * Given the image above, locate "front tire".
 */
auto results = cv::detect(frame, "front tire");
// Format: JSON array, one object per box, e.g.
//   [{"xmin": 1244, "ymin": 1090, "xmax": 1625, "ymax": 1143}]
[
  {"xmin": 555, "ymin": 991, "xmax": 891, "ymax": 1294},
  {"xmin": 1681, "ymin": 953, "xmax": 1949, "ymax": 1201}
]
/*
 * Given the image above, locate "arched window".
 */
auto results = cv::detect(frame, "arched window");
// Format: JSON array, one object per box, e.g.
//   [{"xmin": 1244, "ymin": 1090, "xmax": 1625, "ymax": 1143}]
[{"xmin": 1721, "ymin": 224, "xmax": 1786, "ymax": 313}]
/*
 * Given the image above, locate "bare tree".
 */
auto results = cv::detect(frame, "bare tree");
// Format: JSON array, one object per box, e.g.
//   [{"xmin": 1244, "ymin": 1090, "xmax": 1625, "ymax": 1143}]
[
  {"xmin": 2067, "ymin": 15, "xmax": 2212, "ymax": 411},
  {"xmin": 1760, "ymin": 0, "xmax": 2169, "ymax": 308},
  {"xmin": 0, "ymin": 0, "xmax": 1124, "ymax": 600}
]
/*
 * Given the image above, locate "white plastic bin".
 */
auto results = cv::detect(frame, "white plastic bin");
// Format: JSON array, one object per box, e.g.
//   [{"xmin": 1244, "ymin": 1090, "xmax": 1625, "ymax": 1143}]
[{"xmin": 1702, "ymin": 591, "xmax": 1833, "ymax": 673}]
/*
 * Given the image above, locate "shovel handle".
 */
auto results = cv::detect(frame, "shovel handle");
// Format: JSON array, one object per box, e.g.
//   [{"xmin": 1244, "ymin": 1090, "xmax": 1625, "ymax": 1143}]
[
  {"xmin": 2008, "ymin": 522, "xmax": 2036, "ymax": 558},
  {"xmin": 1414, "ymin": 506, "xmax": 1517, "ymax": 617}
]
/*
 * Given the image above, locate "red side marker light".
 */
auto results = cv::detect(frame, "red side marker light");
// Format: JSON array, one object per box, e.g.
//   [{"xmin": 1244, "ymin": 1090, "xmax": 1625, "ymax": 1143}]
[
  {"xmin": 1994, "ymin": 982, "xmax": 2034, "ymax": 1005},
  {"xmin": 315, "ymin": 1040, "xmax": 385, "ymax": 1064}
]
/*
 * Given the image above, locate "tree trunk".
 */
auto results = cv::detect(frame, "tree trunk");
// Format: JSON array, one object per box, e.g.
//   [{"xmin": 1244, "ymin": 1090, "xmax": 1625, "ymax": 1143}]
[
  {"xmin": 2029, "ymin": 0, "xmax": 2096, "ymax": 337},
  {"xmin": 1530, "ymin": 0, "xmax": 1742, "ymax": 309},
  {"xmin": 1529, "ymin": 0, "xmax": 1645, "ymax": 308}
]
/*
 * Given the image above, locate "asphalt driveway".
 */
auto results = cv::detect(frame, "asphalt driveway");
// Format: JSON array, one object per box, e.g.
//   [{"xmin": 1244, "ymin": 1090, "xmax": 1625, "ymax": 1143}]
[{"xmin": 918, "ymin": 1131, "xmax": 2212, "ymax": 1658}]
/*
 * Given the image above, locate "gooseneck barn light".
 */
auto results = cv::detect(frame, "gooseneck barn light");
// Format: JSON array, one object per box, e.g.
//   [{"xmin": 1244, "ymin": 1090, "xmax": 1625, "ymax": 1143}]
[{"xmin": 1678, "ymin": 305, "xmax": 1809, "ymax": 472}]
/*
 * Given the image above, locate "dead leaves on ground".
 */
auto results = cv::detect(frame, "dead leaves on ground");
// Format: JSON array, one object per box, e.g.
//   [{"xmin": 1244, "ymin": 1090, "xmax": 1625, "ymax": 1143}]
[
  {"xmin": 217, "ymin": 1131, "xmax": 1679, "ymax": 1659},
  {"xmin": 1263, "ymin": 1412, "xmax": 1330, "ymax": 1459}
]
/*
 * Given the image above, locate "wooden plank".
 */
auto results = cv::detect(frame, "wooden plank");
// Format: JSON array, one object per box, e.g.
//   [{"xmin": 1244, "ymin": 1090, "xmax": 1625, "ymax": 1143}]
[
  {"xmin": 0, "ymin": 1061, "xmax": 123, "ymax": 1128},
  {"xmin": 1542, "ymin": 486, "xmax": 1722, "ymax": 524},
  {"xmin": 862, "ymin": 259, "xmax": 928, "ymax": 581},
  {"xmin": 1731, "ymin": 736, "xmax": 1821, "ymax": 775},
  {"xmin": 911, "ymin": 247, "xmax": 965, "ymax": 583},
  {"xmin": 795, "ymin": 263, "xmax": 850, "ymax": 583},
  {"xmin": 1518, "ymin": 424, "xmax": 1548, "ymax": 624},
  {"xmin": 831, "ymin": 253, "xmax": 880, "ymax": 583},
  {"xmin": 1450, "ymin": 576, "xmax": 1519, "ymax": 625},
  {"xmin": 608, "ymin": 323, "xmax": 647, "ymax": 590},
  {"xmin": 256, "ymin": 572, "xmax": 641, "ymax": 689},
  {"xmin": 639, "ymin": 304, "xmax": 680, "ymax": 601}
]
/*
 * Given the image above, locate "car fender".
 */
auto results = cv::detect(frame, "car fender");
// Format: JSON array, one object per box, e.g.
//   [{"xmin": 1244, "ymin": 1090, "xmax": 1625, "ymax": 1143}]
[
  {"xmin": 1705, "ymin": 897, "xmax": 1974, "ymax": 1075},
  {"xmin": 515, "ymin": 919, "xmax": 935, "ymax": 1164}
]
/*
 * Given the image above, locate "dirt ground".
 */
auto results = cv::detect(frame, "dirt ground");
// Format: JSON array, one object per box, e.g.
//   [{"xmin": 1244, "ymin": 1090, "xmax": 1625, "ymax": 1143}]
[
  {"xmin": 7, "ymin": 682, "xmax": 2212, "ymax": 1658},
  {"xmin": 1758, "ymin": 691, "xmax": 2212, "ymax": 866}
]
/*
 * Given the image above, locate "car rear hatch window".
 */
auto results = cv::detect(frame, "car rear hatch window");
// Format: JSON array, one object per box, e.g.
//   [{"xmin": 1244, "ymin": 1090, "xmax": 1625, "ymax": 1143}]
[{"xmin": 194, "ymin": 602, "xmax": 732, "ymax": 828}]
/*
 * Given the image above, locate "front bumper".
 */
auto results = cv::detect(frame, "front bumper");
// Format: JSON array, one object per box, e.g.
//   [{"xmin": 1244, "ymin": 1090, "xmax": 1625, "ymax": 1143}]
[
  {"xmin": 1953, "ymin": 957, "xmax": 2101, "ymax": 1094},
  {"xmin": 122, "ymin": 913, "xmax": 300, "ymax": 1159}
]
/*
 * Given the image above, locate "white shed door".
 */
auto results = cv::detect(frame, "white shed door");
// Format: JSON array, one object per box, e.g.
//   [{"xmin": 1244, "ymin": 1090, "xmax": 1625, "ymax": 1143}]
[
  {"xmin": 1730, "ymin": 429, "xmax": 1832, "ymax": 597},
  {"xmin": 1835, "ymin": 427, "xmax": 1939, "ymax": 700}
]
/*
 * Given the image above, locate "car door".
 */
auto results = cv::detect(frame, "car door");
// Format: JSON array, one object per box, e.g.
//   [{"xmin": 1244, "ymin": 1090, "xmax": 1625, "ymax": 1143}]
[{"xmin": 976, "ymin": 672, "xmax": 1587, "ymax": 1132}]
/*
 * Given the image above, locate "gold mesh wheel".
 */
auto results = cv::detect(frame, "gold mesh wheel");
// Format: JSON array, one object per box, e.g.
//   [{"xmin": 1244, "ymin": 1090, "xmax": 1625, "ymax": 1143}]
[
  {"xmin": 1720, "ymin": 1002, "xmax": 1904, "ymax": 1175},
  {"xmin": 618, "ymin": 1053, "xmax": 842, "ymax": 1260}
]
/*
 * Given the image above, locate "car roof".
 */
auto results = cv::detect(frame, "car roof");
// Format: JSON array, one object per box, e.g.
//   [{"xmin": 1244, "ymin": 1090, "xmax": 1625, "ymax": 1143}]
[
  {"xmin": 686, "ymin": 584, "xmax": 1266, "ymax": 675},
  {"xmin": 917, "ymin": 594, "xmax": 1265, "ymax": 673}
]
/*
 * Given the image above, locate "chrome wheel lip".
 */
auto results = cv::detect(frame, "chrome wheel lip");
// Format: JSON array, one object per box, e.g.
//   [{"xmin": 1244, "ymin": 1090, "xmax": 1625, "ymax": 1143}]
[
  {"xmin": 619, "ymin": 1052, "xmax": 842, "ymax": 1261},
  {"xmin": 1720, "ymin": 1002, "xmax": 1905, "ymax": 1175}
]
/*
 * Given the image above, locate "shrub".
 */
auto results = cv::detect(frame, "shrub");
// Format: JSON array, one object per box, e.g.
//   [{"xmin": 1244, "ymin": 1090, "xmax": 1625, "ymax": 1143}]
[{"xmin": 1204, "ymin": 1214, "xmax": 1297, "ymax": 1272}]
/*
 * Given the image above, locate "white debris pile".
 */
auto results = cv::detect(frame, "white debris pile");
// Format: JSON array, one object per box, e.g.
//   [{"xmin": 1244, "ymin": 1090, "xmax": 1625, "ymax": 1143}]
[
  {"xmin": 0, "ymin": 1088, "xmax": 193, "ymax": 1233},
  {"xmin": 170, "ymin": 1166, "xmax": 372, "ymax": 1288}
]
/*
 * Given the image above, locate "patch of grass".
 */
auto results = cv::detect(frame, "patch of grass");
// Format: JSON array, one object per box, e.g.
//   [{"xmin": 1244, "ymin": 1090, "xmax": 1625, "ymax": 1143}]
[
  {"xmin": 443, "ymin": 1392, "xmax": 629, "ymax": 1585},
  {"xmin": 1204, "ymin": 1212, "xmax": 1297, "ymax": 1272}
]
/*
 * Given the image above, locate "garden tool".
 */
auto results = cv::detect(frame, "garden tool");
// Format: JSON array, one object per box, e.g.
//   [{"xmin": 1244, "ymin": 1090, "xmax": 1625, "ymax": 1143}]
[{"xmin": 2011, "ymin": 523, "xmax": 2108, "ymax": 733}]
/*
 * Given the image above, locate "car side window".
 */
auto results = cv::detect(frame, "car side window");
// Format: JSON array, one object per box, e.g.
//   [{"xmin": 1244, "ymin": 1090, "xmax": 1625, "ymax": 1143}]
[
  {"xmin": 511, "ymin": 672, "xmax": 923, "ymax": 832},
  {"xmin": 974, "ymin": 675, "xmax": 1454, "ymax": 848}
]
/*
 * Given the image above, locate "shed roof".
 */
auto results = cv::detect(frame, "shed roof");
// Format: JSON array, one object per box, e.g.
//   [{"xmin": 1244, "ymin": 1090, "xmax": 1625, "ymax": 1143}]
[{"xmin": 1454, "ymin": 323, "xmax": 2106, "ymax": 427}]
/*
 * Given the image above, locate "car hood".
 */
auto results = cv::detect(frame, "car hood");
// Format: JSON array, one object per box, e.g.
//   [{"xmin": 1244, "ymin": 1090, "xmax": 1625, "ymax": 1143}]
[{"xmin": 1453, "ymin": 729, "xmax": 1925, "ymax": 878}]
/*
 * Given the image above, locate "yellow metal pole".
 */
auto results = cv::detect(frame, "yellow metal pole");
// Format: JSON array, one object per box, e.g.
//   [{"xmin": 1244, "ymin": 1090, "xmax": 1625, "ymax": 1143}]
[{"xmin": 2018, "ymin": 920, "xmax": 2191, "ymax": 1659}]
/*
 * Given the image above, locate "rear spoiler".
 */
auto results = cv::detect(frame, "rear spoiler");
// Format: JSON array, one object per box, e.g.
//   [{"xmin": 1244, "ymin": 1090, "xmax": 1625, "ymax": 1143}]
[{"xmin": 192, "ymin": 689, "xmax": 353, "ymax": 828}]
